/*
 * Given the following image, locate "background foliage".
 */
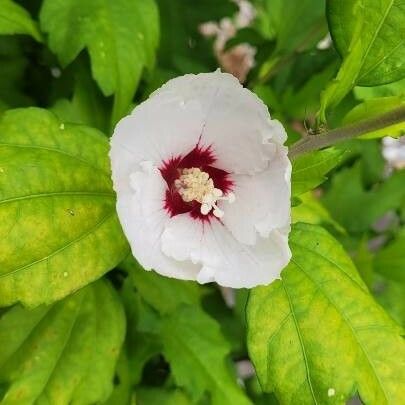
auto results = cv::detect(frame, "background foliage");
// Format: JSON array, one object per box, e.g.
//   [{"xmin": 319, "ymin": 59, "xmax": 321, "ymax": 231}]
[{"xmin": 0, "ymin": 0, "xmax": 404, "ymax": 404}]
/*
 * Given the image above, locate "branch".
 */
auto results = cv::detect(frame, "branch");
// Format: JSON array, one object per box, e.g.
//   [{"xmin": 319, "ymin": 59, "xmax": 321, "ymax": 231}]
[{"xmin": 288, "ymin": 106, "xmax": 405, "ymax": 159}]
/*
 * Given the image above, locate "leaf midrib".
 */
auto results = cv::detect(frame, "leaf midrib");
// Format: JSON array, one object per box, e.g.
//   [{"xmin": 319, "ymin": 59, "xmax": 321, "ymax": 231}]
[{"xmin": 282, "ymin": 282, "xmax": 319, "ymax": 404}]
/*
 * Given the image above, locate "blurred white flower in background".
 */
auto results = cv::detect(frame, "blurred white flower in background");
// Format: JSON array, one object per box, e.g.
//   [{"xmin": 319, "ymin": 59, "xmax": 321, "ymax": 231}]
[
  {"xmin": 382, "ymin": 136, "xmax": 405, "ymax": 170},
  {"xmin": 110, "ymin": 71, "xmax": 291, "ymax": 288},
  {"xmin": 200, "ymin": 0, "xmax": 256, "ymax": 83}
]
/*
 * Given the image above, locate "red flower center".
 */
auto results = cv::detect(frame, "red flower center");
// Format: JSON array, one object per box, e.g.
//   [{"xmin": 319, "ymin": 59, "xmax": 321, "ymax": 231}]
[{"xmin": 159, "ymin": 145, "xmax": 233, "ymax": 220}]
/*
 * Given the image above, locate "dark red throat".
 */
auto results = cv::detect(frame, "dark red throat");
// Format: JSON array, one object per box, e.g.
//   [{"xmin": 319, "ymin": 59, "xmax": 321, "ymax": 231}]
[{"xmin": 159, "ymin": 144, "xmax": 233, "ymax": 220}]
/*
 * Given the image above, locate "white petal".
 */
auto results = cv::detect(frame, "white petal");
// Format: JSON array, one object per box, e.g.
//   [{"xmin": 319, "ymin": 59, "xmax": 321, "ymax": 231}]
[
  {"xmin": 110, "ymin": 92, "xmax": 205, "ymax": 193},
  {"xmin": 161, "ymin": 215, "xmax": 291, "ymax": 288},
  {"xmin": 116, "ymin": 165, "xmax": 199, "ymax": 280},
  {"xmin": 222, "ymin": 146, "xmax": 291, "ymax": 245},
  {"xmin": 152, "ymin": 71, "xmax": 286, "ymax": 174}
]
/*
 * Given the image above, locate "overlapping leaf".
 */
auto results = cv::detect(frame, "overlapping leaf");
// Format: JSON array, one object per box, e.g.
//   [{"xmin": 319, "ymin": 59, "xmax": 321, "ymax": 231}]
[
  {"xmin": 0, "ymin": 280, "xmax": 125, "ymax": 405},
  {"xmin": 320, "ymin": 0, "xmax": 405, "ymax": 119},
  {"xmin": 291, "ymin": 148, "xmax": 345, "ymax": 196},
  {"xmin": 121, "ymin": 256, "xmax": 203, "ymax": 315},
  {"xmin": 322, "ymin": 162, "xmax": 405, "ymax": 233},
  {"xmin": 247, "ymin": 223, "xmax": 405, "ymax": 404},
  {"xmin": 329, "ymin": 0, "xmax": 405, "ymax": 86},
  {"xmin": 374, "ymin": 229, "xmax": 405, "ymax": 283},
  {"xmin": 40, "ymin": 0, "xmax": 159, "ymax": 124},
  {"xmin": 161, "ymin": 306, "xmax": 251, "ymax": 405},
  {"xmin": 0, "ymin": 0, "xmax": 41, "ymax": 40}
]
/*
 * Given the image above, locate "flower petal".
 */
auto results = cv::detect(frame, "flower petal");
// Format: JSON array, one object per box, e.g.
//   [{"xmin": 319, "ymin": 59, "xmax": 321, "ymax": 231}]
[
  {"xmin": 221, "ymin": 146, "xmax": 291, "ymax": 245},
  {"xmin": 152, "ymin": 71, "xmax": 287, "ymax": 174},
  {"xmin": 110, "ymin": 93, "xmax": 206, "ymax": 191},
  {"xmin": 116, "ymin": 164, "xmax": 199, "ymax": 280},
  {"xmin": 161, "ymin": 214, "xmax": 291, "ymax": 288}
]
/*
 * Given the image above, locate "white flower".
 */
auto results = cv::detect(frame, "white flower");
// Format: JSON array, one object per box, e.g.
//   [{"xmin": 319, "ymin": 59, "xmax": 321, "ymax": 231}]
[
  {"xmin": 199, "ymin": 1, "xmax": 257, "ymax": 83},
  {"xmin": 110, "ymin": 71, "xmax": 291, "ymax": 288}
]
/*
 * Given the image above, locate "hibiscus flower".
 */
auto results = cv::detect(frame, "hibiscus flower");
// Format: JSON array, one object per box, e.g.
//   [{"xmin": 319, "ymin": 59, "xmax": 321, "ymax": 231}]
[{"xmin": 110, "ymin": 71, "xmax": 291, "ymax": 288}]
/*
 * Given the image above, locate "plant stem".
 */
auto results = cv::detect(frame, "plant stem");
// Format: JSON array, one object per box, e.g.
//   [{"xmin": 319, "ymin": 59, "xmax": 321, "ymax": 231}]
[{"xmin": 288, "ymin": 106, "xmax": 405, "ymax": 159}]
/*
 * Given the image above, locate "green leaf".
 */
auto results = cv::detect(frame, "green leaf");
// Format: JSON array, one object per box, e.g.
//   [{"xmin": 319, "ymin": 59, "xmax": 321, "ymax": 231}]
[
  {"xmin": 0, "ymin": 0, "xmax": 41, "ymax": 41},
  {"xmin": 0, "ymin": 108, "xmax": 128, "ymax": 307},
  {"xmin": 254, "ymin": 0, "xmax": 327, "ymax": 82},
  {"xmin": 282, "ymin": 61, "xmax": 338, "ymax": 120},
  {"xmin": 40, "ymin": 0, "xmax": 159, "ymax": 125},
  {"xmin": 352, "ymin": 238, "xmax": 375, "ymax": 288},
  {"xmin": 375, "ymin": 277, "xmax": 405, "ymax": 328},
  {"xmin": 120, "ymin": 255, "xmax": 203, "ymax": 315},
  {"xmin": 161, "ymin": 306, "xmax": 251, "ymax": 405},
  {"xmin": 374, "ymin": 229, "xmax": 405, "ymax": 283},
  {"xmin": 343, "ymin": 96, "xmax": 405, "ymax": 138},
  {"xmin": 0, "ymin": 100, "xmax": 7, "ymax": 115},
  {"xmin": 247, "ymin": 223, "xmax": 405, "ymax": 404},
  {"xmin": 51, "ymin": 60, "xmax": 110, "ymax": 133},
  {"xmin": 323, "ymin": 163, "xmax": 405, "ymax": 233},
  {"xmin": 354, "ymin": 77, "xmax": 405, "ymax": 100},
  {"xmin": 156, "ymin": 0, "xmax": 236, "ymax": 74},
  {"xmin": 329, "ymin": 0, "xmax": 405, "ymax": 86},
  {"xmin": 120, "ymin": 277, "xmax": 162, "ymax": 385},
  {"xmin": 136, "ymin": 388, "xmax": 191, "ymax": 405},
  {"xmin": 292, "ymin": 192, "xmax": 345, "ymax": 233},
  {"xmin": 256, "ymin": 0, "xmax": 326, "ymax": 54},
  {"xmin": 320, "ymin": 0, "xmax": 405, "ymax": 120},
  {"xmin": 0, "ymin": 279, "xmax": 125, "ymax": 405},
  {"xmin": 0, "ymin": 37, "xmax": 33, "ymax": 107},
  {"xmin": 291, "ymin": 147, "xmax": 345, "ymax": 196},
  {"xmin": 102, "ymin": 350, "xmax": 132, "ymax": 405}
]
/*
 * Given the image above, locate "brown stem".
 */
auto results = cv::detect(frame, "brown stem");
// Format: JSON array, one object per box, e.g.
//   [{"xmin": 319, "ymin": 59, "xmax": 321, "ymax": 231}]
[{"xmin": 288, "ymin": 106, "xmax": 405, "ymax": 159}]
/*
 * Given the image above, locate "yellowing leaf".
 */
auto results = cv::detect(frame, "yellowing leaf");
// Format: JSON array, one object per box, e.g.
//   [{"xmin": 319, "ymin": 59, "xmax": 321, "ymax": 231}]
[
  {"xmin": 0, "ymin": 108, "xmax": 128, "ymax": 307},
  {"xmin": 247, "ymin": 223, "xmax": 405, "ymax": 404}
]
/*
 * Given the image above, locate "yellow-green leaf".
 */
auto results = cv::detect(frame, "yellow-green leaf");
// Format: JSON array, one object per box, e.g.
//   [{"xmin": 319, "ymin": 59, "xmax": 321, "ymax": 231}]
[
  {"xmin": 0, "ymin": 108, "xmax": 128, "ymax": 307},
  {"xmin": 247, "ymin": 223, "xmax": 405, "ymax": 404}
]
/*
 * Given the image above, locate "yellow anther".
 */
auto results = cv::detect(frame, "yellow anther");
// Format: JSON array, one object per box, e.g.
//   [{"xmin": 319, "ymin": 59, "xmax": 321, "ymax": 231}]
[{"xmin": 175, "ymin": 167, "xmax": 235, "ymax": 217}]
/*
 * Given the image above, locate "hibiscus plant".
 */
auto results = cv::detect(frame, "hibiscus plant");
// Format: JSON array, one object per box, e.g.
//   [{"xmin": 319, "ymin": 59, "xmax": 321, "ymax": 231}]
[{"xmin": 0, "ymin": 0, "xmax": 404, "ymax": 404}]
